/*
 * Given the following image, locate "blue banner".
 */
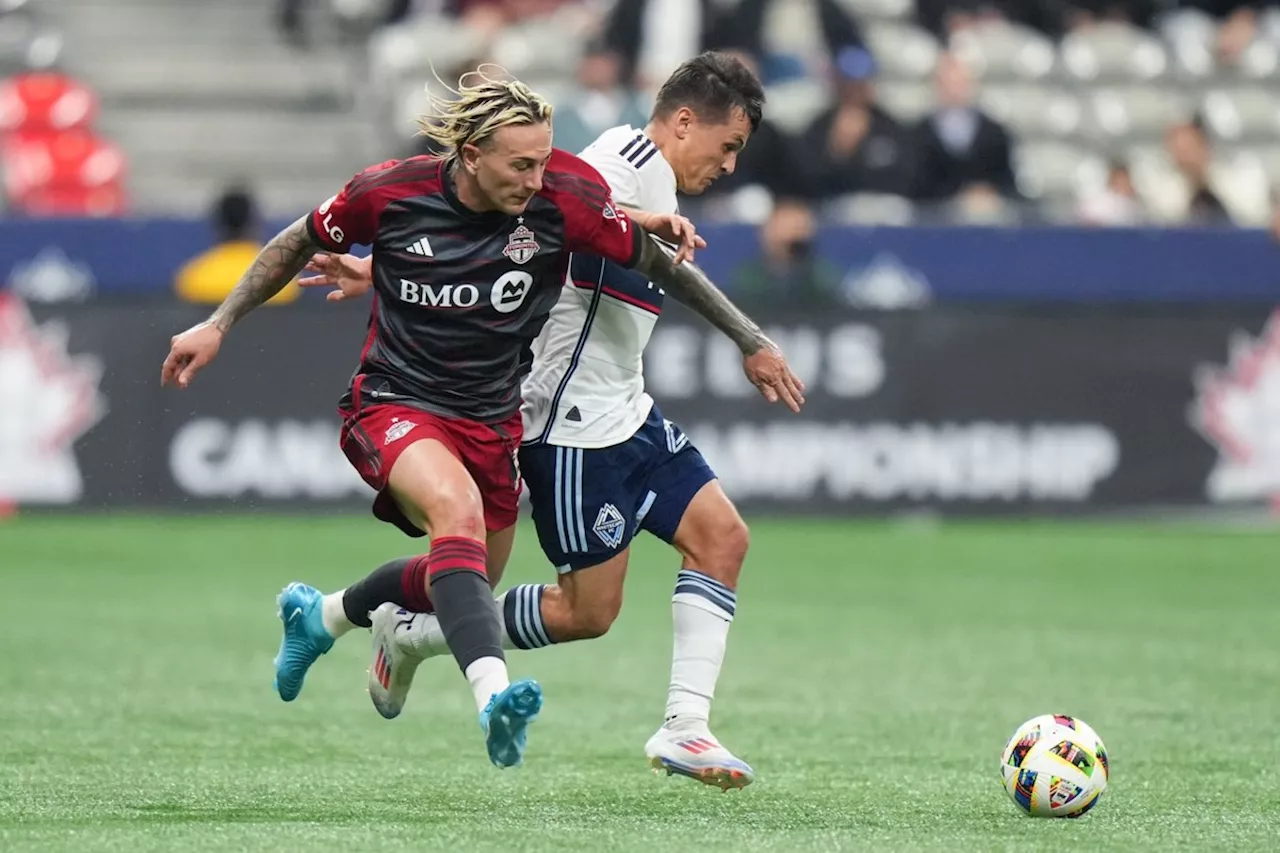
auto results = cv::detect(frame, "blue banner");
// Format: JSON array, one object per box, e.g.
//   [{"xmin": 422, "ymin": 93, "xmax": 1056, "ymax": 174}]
[{"xmin": 0, "ymin": 217, "xmax": 1276, "ymax": 303}]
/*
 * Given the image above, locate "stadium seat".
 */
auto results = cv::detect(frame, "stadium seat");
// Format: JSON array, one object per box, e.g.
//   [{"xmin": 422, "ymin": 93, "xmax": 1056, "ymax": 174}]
[
  {"xmin": 1250, "ymin": 145, "xmax": 1280, "ymax": 184},
  {"xmin": 2, "ymin": 128, "xmax": 127, "ymax": 215},
  {"xmin": 1013, "ymin": 141, "xmax": 1105, "ymax": 199},
  {"xmin": 824, "ymin": 192, "xmax": 915, "ymax": 226},
  {"xmin": 835, "ymin": 0, "xmax": 911, "ymax": 21},
  {"xmin": 949, "ymin": 21, "xmax": 1056, "ymax": 82},
  {"xmin": 1059, "ymin": 22, "xmax": 1169, "ymax": 83},
  {"xmin": 1200, "ymin": 88, "xmax": 1280, "ymax": 142},
  {"xmin": 876, "ymin": 80, "xmax": 933, "ymax": 123},
  {"xmin": 0, "ymin": 70, "xmax": 96, "ymax": 133},
  {"xmin": 1158, "ymin": 9, "xmax": 1218, "ymax": 79},
  {"xmin": 1235, "ymin": 37, "xmax": 1280, "ymax": 80},
  {"xmin": 0, "ymin": 9, "xmax": 61, "ymax": 76},
  {"xmin": 762, "ymin": 78, "xmax": 830, "ymax": 134},
  {"xmin": 979, "ymin": 85, "xmax": 1083, "ymax": 141},
  {"xmin": 863, "ymin": 21, "xmax": 939, "ymax": 80},
  {"xmin": 18, "ymin": 180, "xmax": 125, "ymax": 216},
  {"xmin": 1085, "ymin": 87, "xmax": 1192, "ymax": 144}
]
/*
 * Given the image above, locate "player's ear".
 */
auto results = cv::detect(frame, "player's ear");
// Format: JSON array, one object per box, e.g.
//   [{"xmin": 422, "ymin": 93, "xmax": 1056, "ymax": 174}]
[
  {"xmin": 673, "ymin": 107, "xmax": 694, "ymax": 139},
  {"xmin": 460, "ymin": 143, "xmax": 482, "ymax": 174}
]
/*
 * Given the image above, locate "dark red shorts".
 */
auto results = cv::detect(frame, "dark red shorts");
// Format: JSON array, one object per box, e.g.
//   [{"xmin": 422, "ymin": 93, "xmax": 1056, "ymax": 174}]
[{"xmin": 338, "ymin": 403, "xmax": 523, "ymax": 537}]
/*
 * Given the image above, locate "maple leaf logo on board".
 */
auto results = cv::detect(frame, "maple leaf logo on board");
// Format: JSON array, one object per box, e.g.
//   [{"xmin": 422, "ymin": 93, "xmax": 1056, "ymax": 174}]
[
  {"xmin": 1188, "ymin": 310, "xmax": 1280, "ymax": 505},
  {"xmin": 0, "ymin": 292, "xmax": 106, "ymax": 504}
]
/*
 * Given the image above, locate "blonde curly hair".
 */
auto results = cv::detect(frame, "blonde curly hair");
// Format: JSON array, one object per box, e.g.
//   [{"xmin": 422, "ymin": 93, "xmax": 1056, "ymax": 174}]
[{"xmin": 418, "ymin": 64, "xmax": 554, "ymax": 163}]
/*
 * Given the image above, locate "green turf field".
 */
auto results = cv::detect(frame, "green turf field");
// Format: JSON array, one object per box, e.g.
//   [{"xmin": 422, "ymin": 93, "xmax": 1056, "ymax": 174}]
[{"xmin": 1, "ymin": 515, "xmax": 1278, "ymax": 852}]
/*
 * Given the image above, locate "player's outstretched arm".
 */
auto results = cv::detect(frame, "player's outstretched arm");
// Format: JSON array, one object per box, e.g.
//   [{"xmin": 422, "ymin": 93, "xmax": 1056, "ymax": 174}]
[
  {"xmin": 209, "ymin": 216, "xmax": 322, "ymax": 332},
  {"xmin": 161, "ymin": 216, "xmax": 321, "ymax": 389},
  {"xmin": 632, "ymin": 231, "xmax": 807, "ymax": 413}
]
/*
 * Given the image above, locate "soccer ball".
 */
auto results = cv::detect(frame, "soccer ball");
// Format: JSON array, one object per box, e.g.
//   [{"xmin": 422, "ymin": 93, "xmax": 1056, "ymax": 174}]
[{"xmin": 1000, "ymin": 714, "xmax": 1109, "ymax": 818}]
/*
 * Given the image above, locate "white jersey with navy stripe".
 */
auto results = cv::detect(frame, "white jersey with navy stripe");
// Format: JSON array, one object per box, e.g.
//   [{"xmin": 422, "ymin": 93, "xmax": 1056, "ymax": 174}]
[{"xmin": 521, "ymin": 125, "xmax": 678, "ymax": 448}]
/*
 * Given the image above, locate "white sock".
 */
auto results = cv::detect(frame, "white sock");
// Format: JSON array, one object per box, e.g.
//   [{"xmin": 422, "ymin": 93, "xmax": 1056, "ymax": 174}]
[
  {"xmin": 402, "ymin": 600, "xmax": 522, "ymax": 657},
  {"xmin": 465, "ymin": 656, "xmax": 510, "ymax": 713},
  {"xmin": 320, "ymin": 590, "xmax": 357, "ymax": 640},
  {"xmin": 666, "ymin": 570, "xmax": 737, "ymax": 726}
]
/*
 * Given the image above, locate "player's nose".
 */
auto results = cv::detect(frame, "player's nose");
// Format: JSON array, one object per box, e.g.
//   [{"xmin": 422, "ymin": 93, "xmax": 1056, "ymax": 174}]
[{"xmin": 721, "ymin": 152, "xmax": 739, "ymax": 176}]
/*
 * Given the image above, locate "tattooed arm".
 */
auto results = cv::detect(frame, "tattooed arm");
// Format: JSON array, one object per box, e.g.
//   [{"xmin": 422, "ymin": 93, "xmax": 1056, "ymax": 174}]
[
  {"xmin": 632, "ymin": 229, "xmax": 768, "ymax": 355},
  {"xmin": 209, "ymin": 216, "xmax": 322, "ymax": 333},
  {"xmin": 161, "ymin": 216, "xmax": 322, "ymax": 389},
  {"xmin": 631, "ymin": 228, "xmax": 807, "ymax": 412}
]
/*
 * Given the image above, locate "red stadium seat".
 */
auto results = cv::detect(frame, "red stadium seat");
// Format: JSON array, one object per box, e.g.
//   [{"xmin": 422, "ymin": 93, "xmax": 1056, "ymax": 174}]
[
  {"xmin": 2, "ymin": 128, "xmax": 128, "ymax": 216},
  {"xmin": 0, "ymin": 71, "xmax": 98, "ymax": 133},
  {"xmin": 18, "ymin": 181, "xmax": 126, "ymax": 216}
]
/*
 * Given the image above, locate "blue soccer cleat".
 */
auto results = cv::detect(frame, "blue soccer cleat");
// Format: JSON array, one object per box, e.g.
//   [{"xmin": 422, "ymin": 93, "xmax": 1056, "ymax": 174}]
[
  {"xmin": 479, "ymin": 678, "xmax": 543, "ymax": 768},
  {"xmin": 273, "ymin": 582, "xmax": 334, "ymax": 702}
]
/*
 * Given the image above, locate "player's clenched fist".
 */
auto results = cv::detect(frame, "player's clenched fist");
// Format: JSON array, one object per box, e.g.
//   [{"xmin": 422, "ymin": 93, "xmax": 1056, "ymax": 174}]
[{"xmin": 160, "ymin": 321, "xmax": 224, "ymax": 389}]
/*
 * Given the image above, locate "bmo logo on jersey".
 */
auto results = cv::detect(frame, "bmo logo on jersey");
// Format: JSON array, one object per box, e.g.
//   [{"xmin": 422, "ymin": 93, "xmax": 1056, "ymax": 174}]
[
  {"xmin": 399, "ymin": 279, "xmax": 481, "ymax": 308},
  {"xmin": 398, "ymin": 271, "xmax": 534, "ymax": 312}
]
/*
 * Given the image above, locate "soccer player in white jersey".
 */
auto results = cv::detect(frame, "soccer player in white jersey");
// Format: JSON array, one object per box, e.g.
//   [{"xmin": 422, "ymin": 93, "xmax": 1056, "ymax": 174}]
[{"xmin": 303, "ymin": 53, "xmax": 801, "ymax": 789}]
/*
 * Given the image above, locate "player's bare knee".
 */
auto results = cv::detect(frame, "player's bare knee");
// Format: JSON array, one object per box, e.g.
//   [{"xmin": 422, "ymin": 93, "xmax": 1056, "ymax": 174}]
[
  {"xmin": 685, "ymin": 514, "xmax": 749, "ymax": 586},
  {"xmin": 421, "ymin": 483, "xmax": 486, "ymax": 541},
  {"xmin": 435, "ymin": 510, "xmax": 487, "ymax": 542}
]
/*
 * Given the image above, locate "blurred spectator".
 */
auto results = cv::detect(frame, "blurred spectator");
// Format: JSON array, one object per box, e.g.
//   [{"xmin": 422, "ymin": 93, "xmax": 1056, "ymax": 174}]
[
  {"xmin": 175, "ymin": 187, "xmax": 298, "ymax": 305},
  {"xmin": 606, "ymin": 0, "xmax": 866, "ymax": 89},
  {"xmin": 731, "ymin": 198, "xmax": 842, "ymax": 304},
  {"xmin": 915, "ymin": 0, "xmax": 1060, "ymax": 40},
  {"xmin": 278, "ymin": 0, "xmax": 412, "ymax": 46},
  {"xmin": 795, "ymin": 46, "xmax": 915, "ymax": 200},
  {"xmin": 446, "ymin": 0, "xmax": 580, "ymax": 37},
  {"xmin": 603, "ymin": 0, "xmax": 735, "ymax": 89},
  {"xmin": 1076, "ymin": 160, "xmax": 1145, "ymax": 226},
  {"xmin": 1057, "ymin": 2, "xmax": 1156, "ymax": 32},
  {"xmin": 728, "ymin": 0, "xmax": 865, "ymax": 82},
  {"xmin": 911, "ymin": 52, "xmax": 1017, "ymax": 203},
  {"xmin": 550, "ymin": 42, "xmax": 649, "ymax": 157},
  {"xmin": 1164, "ymin": 117, "xmax": 1231, "ymax": 226},
  {"xmin": 1162, "ymin": 1, "xmax": 1280, "ymax": 65}
]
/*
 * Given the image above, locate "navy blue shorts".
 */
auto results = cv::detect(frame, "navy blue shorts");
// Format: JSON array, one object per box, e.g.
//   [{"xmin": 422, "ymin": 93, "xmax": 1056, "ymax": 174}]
[{"xmin": 519, "ymin": 405, "xmax": 716, "ymax": 572}]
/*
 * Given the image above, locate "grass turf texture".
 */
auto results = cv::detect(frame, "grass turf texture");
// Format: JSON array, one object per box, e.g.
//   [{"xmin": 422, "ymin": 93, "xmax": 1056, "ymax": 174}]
[{"xmin": 1, "ymin": 515, "xmax": 1277, "ymax": 852}]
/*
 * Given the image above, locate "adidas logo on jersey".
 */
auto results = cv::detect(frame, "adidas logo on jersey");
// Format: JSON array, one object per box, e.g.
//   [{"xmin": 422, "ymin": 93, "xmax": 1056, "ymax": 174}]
[{"xmin": 404, "ymin": 237, "xmax": 433, "ymax": 257}]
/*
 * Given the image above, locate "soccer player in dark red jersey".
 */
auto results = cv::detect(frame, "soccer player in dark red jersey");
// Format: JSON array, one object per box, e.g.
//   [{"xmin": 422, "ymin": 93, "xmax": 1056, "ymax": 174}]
[{"xmin": 161, "ymin": 70, "xmax": 802, "ymax": 770}]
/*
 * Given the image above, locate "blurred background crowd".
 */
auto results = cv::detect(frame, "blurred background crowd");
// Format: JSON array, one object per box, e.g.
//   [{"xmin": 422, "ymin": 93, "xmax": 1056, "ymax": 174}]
[
  {"xmin": 7, "ymin": 1, "xmax": 1280, "ymax": 223},
  {"xmin": 1, "ymin": 0, "xmax": 1280, "ymax": 304}
]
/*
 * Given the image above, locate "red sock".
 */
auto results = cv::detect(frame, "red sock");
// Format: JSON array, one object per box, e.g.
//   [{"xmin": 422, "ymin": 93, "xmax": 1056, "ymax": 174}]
[
  {"xmin": 425, "ymin": 536, "xmax": 488, "ymax": 582},
  {"xmin": 400, "ymin": 538, "xmax": 488, "ymax": 611},
  {"xmin": 399, "ymin": 554, "xmax": 435, "ymax": 613}
]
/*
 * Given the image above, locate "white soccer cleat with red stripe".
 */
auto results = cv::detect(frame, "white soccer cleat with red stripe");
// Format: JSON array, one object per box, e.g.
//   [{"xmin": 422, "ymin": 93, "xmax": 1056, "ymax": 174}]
[
  {"xmin": 367, "ymin": 603, "xmax": 426, "ymax": 719},
  {"xmin": 644, "ymin": 723, "xmax": 755, "ymax": 791}
]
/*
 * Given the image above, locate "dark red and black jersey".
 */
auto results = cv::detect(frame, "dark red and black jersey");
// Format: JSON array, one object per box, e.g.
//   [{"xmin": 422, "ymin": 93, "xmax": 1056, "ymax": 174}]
[{"xmin": 307, "ymin": 149, "xmax": 641, "ymax": 423}]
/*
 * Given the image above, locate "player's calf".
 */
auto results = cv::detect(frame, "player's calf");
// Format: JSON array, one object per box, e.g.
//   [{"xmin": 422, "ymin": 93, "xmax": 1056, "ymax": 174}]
[{"xmin": 536, "ymin": 549, "xmax": 629, "ymax": 641}]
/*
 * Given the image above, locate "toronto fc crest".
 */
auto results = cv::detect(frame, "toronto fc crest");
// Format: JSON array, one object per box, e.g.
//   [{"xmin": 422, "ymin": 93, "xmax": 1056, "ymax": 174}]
[{"xmin": 503, "ymin": 222, "xmax": 539, "ymax": 265}]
